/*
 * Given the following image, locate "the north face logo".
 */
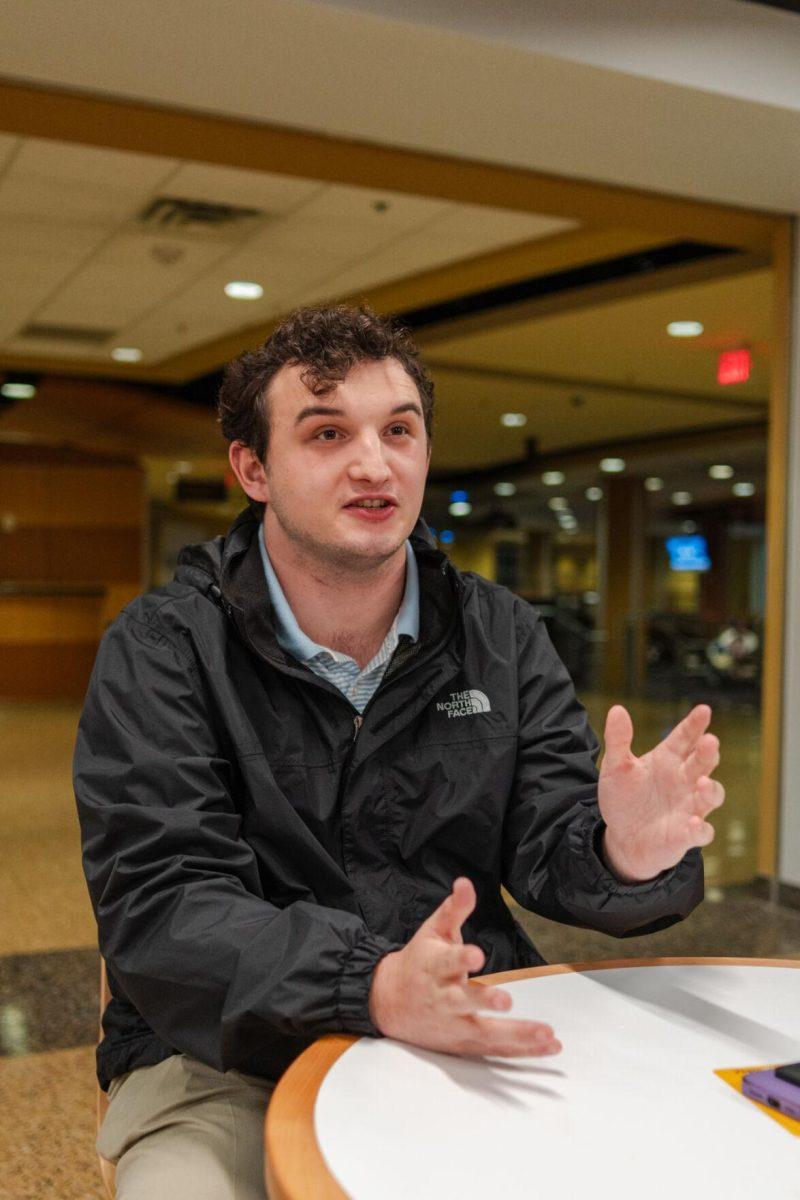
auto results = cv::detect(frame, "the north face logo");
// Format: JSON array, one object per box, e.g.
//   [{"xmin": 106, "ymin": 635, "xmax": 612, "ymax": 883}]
[{"xmin": 436, "ymin": 689, "xmax": 491, "ymax": 718}]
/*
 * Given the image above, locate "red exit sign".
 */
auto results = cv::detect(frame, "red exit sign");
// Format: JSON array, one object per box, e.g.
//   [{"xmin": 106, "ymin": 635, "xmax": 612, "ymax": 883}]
[{"xmin": 717, "ymin": 349, "xmax": 751, "ymax": 385}]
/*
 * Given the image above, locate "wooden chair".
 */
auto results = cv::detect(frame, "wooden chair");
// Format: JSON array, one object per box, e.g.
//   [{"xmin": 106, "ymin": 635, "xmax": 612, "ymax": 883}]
[{"xmin": 98, "ymin": 959, "xmax": 116, "ymax": 1198}]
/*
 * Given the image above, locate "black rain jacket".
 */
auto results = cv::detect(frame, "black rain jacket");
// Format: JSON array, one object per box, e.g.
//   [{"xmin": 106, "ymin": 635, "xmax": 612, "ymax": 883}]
[{"xmin": 74, "ymin": 507, "xmax": 703, "ymax": 1090}]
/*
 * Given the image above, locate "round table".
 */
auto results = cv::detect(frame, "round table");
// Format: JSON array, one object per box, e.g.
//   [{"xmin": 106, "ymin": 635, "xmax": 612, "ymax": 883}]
[{"xmin": 265, "ymin": 958, "xmax": 800, "ymax": 1200}]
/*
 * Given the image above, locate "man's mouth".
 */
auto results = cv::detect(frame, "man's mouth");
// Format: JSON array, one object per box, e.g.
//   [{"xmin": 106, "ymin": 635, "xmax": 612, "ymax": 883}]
[{"xmin": 347, "ymin": 498, "xmax": 393, "ymax": 509}]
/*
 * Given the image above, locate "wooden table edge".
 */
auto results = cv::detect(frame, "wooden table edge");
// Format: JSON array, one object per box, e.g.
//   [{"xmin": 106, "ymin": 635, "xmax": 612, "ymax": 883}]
[{"xmin": 264, "ymin": 956, "xmax": 800, "ymax": 1200}]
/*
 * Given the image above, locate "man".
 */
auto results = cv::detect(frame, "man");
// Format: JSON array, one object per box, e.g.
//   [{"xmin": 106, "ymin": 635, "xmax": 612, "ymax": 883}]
[{"xmin": 75, "ymin": 304, "xmax": 723, "ymax": 1199}]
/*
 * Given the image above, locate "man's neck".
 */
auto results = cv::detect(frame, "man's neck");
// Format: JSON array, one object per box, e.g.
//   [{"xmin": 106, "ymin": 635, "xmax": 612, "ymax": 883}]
[{"xmin": 263, "ymin": 519, "xmax": 408, "ymax": 669}]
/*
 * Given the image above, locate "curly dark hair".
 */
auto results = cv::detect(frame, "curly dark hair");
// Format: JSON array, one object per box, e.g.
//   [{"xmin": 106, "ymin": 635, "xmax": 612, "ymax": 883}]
[{"xmin": 217, "ymin": 304, "xmax": 435, "ymax": 462}]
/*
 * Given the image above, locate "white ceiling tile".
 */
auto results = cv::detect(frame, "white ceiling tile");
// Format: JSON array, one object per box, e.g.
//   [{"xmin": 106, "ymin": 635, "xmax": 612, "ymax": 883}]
[
  {"xmin": 423, "ymin": 206, "xmax": 575, "ymax": 246},
  {"xmin": 0, "ymin": 137, "xmax": 178, "ymax": 227},
  {"xmin": 37, "ymin": 233, "xmax": 235, "ymax": 329},
  {"xmin": 294, "ymin": 184, "xmax": 452, "ymax": 229},
  {"xmin": 165, "ymin": 163, "xmax": 324, "ymax": 214}
]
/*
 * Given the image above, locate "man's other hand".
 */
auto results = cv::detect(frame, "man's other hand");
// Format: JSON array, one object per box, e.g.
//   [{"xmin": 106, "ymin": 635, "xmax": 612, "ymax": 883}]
[
  {"xmin": 368, "ymin": 877, "xmax": 561, "ymax": 1058},
  {"xmin": 599, "ymin": 703, "xmax": 725, "ymax": 884}
]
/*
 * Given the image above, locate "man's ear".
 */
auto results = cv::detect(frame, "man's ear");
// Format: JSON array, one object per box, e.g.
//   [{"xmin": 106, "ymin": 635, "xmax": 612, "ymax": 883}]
[{"xmin": 228, "ymin": 441, "xmax": 271, "ymax": 504}]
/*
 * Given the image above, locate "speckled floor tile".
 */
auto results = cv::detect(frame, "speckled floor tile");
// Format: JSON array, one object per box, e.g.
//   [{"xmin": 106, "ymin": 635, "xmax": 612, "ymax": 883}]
[
  {"xmin": 0, "ymin": 949, "xmax": 99, "ymax": 1057},
  {"xmin": 512, "ymin": 887, "xmax": 800, "ymax": 964},
  {"xmin": 0, "ymin": 1045, "xmax": 105, "ymax": 1200}
]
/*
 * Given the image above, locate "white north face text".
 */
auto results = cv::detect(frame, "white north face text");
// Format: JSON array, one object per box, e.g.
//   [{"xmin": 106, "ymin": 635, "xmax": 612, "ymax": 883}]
[{"xmin": 435, "ymin": 689, "xmax": 492, "ymax": 718}]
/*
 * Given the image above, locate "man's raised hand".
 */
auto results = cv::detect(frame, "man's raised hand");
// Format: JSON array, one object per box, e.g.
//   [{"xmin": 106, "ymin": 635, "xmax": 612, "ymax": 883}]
[
  {"xmin": 598, "ymin": 703, "xmax": 725, "ymax": 883},
  {"xmin": 368, "ymin": 877, "xmax": 561, "ymax": 1059}
]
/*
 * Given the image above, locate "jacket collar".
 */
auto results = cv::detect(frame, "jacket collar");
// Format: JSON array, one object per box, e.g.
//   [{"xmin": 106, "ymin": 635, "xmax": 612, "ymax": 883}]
[{"xmin": 175, "ymin": 506, "xmax": 462, "ymax": 670}]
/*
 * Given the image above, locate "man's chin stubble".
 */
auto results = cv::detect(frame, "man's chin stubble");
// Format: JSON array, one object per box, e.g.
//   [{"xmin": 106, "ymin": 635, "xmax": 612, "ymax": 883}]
[{"xmin": 270, "ymin": 507, "xmax": 406, "ymax": 575}]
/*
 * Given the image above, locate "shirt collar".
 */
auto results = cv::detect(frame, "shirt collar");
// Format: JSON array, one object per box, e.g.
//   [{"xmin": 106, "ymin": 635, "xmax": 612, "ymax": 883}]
[{"xmin": 258, "ymin": 525, "xmax": 419, "ymax": 664}]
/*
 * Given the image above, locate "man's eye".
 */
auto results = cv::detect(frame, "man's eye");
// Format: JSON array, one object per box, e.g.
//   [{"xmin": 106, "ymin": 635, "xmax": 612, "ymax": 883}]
[
  {"xmin": 315, "ymin": 428, "xmax": 341, "ymax": 441},
  {"xmin": 388, "ymin": 424, "xmax": 409, "ymax": 436}
]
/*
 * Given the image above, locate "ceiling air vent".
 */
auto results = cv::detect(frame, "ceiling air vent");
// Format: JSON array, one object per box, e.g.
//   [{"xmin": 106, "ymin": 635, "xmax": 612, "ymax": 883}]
[
  {"xmin": 137, "ymin": 196, "xmax": 265, "ymax": 240},
  {"xmin": 19, "ymin": 323, "xmax": 116, "ymax": 345}
]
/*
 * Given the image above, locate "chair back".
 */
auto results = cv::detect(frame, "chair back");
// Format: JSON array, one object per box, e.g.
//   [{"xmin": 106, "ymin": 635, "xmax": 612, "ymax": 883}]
[{"xmin": 97, "ymin": 959, "xmax": 115, "ymax": 1198}]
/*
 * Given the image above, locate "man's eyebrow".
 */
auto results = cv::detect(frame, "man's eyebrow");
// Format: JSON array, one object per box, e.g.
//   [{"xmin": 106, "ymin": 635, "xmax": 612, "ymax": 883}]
[
  {"xmin": 294, "ymin": 402, "xmax": 423, "ymax": 425},
  {"xmin": 294, "ymin": 405, "xmax": 345, "ymax": 425}
]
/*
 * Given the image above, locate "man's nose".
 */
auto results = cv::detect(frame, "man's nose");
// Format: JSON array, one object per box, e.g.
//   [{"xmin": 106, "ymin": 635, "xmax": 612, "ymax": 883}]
[{"xmin": 347, "ymin": 434, "xmax": 391, "ymax": 483}]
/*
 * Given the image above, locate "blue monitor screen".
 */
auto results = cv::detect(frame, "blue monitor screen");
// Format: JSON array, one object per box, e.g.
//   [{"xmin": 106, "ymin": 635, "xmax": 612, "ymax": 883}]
[{"xmin": 666, "ymin": 535, "xmax": 711, "ymax": 572}]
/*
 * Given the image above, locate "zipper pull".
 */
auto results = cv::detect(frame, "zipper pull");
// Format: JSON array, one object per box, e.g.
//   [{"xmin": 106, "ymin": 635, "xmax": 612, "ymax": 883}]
[{"xmin": 353, "ymin": 714, "xmax": 363, "ymax": 741}]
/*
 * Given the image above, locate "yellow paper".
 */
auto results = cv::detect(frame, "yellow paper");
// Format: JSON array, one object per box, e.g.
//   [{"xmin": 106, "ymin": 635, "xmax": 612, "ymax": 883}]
[{"xmin": 715, "ymin": 1065, "xmax": 800, "ymax": 1137}]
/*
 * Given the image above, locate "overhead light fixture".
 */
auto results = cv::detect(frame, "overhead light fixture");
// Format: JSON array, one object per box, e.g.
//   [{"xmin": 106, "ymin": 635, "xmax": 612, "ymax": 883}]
[
  {"xmin": 600, "ymin": 457, "xmax": 625, "ymax": 473},
  {"xmin": 449, "ymin": 489, "xmax": 468, "ymax": 503},
  {"xmin": 439, "ymin": 529, "xmax": 455, "ymax": 544},
  {"xmin": 671, "ymin": 491, "xmax": 693, "ymax": 506},
  {"xmin": 667, "ymin": 321, "xmax": 704, "ymax": 338},
  {"xmin": 1, "ymin": 380, "xmax": 36, "ymax": 400},
  {"xmin": 682, "ymin": 520, "xmax": 698, "ymax": 534},
  {"xmin": 644, "ymin": 476, "xmax": 664, "ymax": 492},
  {"xmin": 548, "ymin": 497, "xmax": 569, "ymax": 511},
  {"xmin": 585, "ymin": 486, "xmax": 603, "ymax": 502},
  {"xmin": 224, "ymin": 280, "xmax": 264, "ymax": 300},
  {"xmin": 559, "ymin": 516, "xmax": 578, "ymax": 532},
  {"xmin": 709, "ymin": 464, "xmax": 734, "ymax": 480},
  {"xmin": 542, "ymin": 470, "xmax": 565, "ymax": 486},
  {"xmin": 732, "ymin": 481, "xmax": 755, "ymax": 497},
  {"xmin": 111, "ymin": 347, "xmax": 143, "ymax": 363},
  {"xmin": 500, "ymin": 412, "xmax": 527, "ymax": 427},
  {"xmin": 493, "ymin": 482, "xmax": 516, "ymax": 497},
  {"xmin": 448, "ymin": 501, "xmax": 472, "ymax": 517}
]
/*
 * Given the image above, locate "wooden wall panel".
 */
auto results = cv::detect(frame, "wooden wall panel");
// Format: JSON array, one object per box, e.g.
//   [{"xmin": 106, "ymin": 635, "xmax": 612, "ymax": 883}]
[
  {"xmin": 0, "ymin": 642, "xmax": 101, "ymax": 702},
  {"xmin": 0, "ymin": 528, "xmax": 142, "ymax": 584},
  {"xmin": 0, "ymin": 446, "xmax": 146, "ymax": 701}
]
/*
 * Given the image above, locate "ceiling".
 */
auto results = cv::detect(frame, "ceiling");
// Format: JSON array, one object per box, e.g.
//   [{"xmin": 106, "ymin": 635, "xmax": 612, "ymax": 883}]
[
  {"xmin": 0, "ymin": 135, "xmax": 573, "ymax": 367},
  {"xmin": 0, "ymin": 2, "xmax": 781, "ymax": 498}
]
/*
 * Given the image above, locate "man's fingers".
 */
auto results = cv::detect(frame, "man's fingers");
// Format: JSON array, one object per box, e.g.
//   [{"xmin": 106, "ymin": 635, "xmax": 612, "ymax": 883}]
[
  {"xmin": 602, "ymin": 704, "xmax": 634, "ymax": 767},
  {"xmin": 423, "ymin": 877, "xmax": 477, "ymax": 942},
  {"xmin": 445, "ymin": 983, "xmax": 512, "ymax": 1016},
  {"xmin": 694, "ymin": 777, "xmax": 725, "ymax": 814},
  {"xmin": 440, "ymin": 943, "xmax": 485, "ymax": 981},
  {"xmin": 684, "ymin": 733, "xmax": 720, "ymax": 783},
  {"xmin": 662, "ymin": 704, "xmax": 712, "ymax": 758},
  {"xmin": 687, "ymin": 814, "xmax": 716, "ymax": 847},
  {"xmin": 459, "ymin": 1015, "xmax": 562, "ymax": 1058}
]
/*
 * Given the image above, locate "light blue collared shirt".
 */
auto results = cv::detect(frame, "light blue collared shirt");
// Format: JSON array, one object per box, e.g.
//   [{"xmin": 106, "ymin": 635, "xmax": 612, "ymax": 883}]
[{"xmin": 258, "ymin": 526, "xmax": 419, "ymax": 713}]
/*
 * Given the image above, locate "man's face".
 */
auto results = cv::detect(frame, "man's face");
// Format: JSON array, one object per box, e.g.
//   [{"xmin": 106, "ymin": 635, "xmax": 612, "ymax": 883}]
[{"xmin": 259, "ymin": 357, "xmax": 430, "ymax": 570}]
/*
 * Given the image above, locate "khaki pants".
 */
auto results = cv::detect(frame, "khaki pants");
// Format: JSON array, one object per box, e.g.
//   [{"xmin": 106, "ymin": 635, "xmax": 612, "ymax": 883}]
[{"xmin": 97, "ymin": 1053, "xmax": 274, "ymax": 1199}]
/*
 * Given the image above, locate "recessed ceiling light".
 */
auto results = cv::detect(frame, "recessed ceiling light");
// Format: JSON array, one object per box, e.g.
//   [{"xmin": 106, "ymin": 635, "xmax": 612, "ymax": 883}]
[
  {"xmin": 111, "ymin": 347, "xmax": 142, "ymax": 363},
  {"xmin": 542, "ymin": 470, "xmax": 565, "ymax": 486},
  {"xmin": 559, "ymin": 516, "xmax": 578, "ymax": 531},
  {"xmin": 585, "ymin": 486, "xmax": 603, "ymax": 501},
  {"xmin": 732, "ymin": 481, "xmax": 755, "ymax": 497},
  {"xmin": 709, "ymin": 464, "xmax": 734, "ymax": 480},
  {"xmin": 224, "ymin": 280, "xmax": 264, "ymax": 300},
  {"xmin": 667, "ymin": 321, "xmax": 704, "ymax": 338},
  {"xmin": 671, "ymin": 491, "xmax": 693, "ymax": 506},
  {"xmin": 600, "ymin": 457, "xmax": 625, "ymax": 473},
  {"xmin": 548, "ymin": 497, "xmax": 569, "ymax": 511},
  {"xmin": 500, "ymin": 412, "xmax": 527, "ymax": 427},
  {"xmin": 1, "ymin": 381, "xmax": 36, "ymax": 400},
  {"xmin": 494, "ymin": 481, "xmax": 516, "ymax": 497},
  {"xmin": 448, "ymin": 501, "xmax": 472, "ymax": 517},
  {"xmin": 644, "ymin": 476, "xmax": 664, "ymax": 492}
]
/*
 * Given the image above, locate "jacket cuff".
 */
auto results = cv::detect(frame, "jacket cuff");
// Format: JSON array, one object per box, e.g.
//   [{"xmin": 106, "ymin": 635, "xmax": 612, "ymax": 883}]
[
  {"xmin": 335, "ymin": 932, "xmax": 404, "ymax": 1036},
  {"xmin": 553, "ymin": 813, "xmax": 704, "ymax": 935}
]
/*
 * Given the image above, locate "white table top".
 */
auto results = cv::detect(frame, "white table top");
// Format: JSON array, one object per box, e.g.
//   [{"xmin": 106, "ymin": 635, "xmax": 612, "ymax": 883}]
[{"xmin": 314, "ymin": 964, "xmax": 800, "ymax": 1199}]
